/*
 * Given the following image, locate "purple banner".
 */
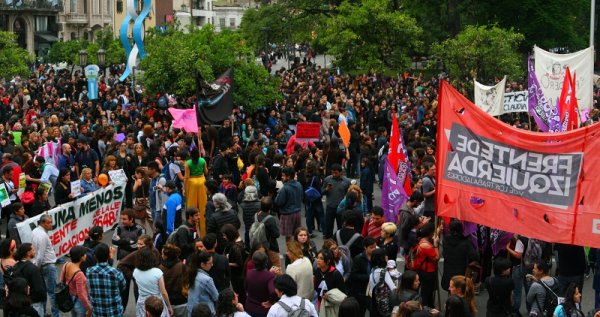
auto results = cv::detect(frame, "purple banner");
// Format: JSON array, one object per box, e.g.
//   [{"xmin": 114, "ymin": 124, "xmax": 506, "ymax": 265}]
[
  {"xmin": 527, "ymin": 56, "xmax": 552, "ymax": 132},
  {"xmin": 382, "ymin": 160, "xmax": 408, "ymax": 223}
]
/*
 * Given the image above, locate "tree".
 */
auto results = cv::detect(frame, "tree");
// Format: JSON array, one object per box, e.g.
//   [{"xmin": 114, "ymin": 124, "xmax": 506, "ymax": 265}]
[
  {"xmin": 318, "ymin": 0, "xmax": 423, "ymax": 72},
  {"xmin": 431, "ymin": 25, "xmax": 524, "ymax": 86},
  {"xmin": 140, "ymin": 24, "xmax": 280, "ymax": 113},
  {"xmin": 0, "ymin": 31, "xmax": 33, "ymax": 79},
  {"xmin": 47, "ymin": 27, "xmax": 125, "ymax": 66}
]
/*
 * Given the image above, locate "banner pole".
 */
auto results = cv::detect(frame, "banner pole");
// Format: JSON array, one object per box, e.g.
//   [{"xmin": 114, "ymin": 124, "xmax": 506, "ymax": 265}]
[{"xmin": 528, "ymin": 114, "xmax": 533, "ymax": 131}]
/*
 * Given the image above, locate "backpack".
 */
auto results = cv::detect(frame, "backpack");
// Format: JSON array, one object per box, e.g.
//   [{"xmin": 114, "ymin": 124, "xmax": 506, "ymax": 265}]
[
  {"xmin": 55, "ymin": 270, "xmax": 82, "ymax": 312},
  {"xmin": 277, "ymin": 298, "xmax": 311, "ymax": 317},
  {"xmin": 304, "ymin": 176, "xmax": 321, "ymax": 202},
  {"xmin": 166, "ymin": 224, "xmax": 190, "ymax": 246},
  {"xmin": 523, "ymin": 239, "xmax": 544, "ymax": 271},
  {"xmin": 535, "ymin": 278, "xmax": 560, "ymax": 317},
  {"xmin": 249, "ymin": 213, "xmax": 273, "ymax": 246},
  {"xmin": 372, "ymin": 269, "xmax": 393, "ymax": 316},
  {"xmin": 335, "ymin": 230, "xmax": 360, "ymax": 265},
  {"xmin": 406, "ymin": 240, "xmax": 429, "ymax": 271},
  {"xmin": 161, "ymin": 162, "xmax": 173, "ymax": 182}
]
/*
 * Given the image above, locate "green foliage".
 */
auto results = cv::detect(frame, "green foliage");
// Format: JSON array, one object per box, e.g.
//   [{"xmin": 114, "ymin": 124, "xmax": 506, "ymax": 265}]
[
  {"xmin": 431, "ymin": 25, "xmax": 525, "ymax": 85},
  {"xmin": 47, "ymin": 27, "xmax": 125, "ymax": 66},
  {"xmin": 140, "ymin": 24, "xmax": 280, "ymax": 113},
  {"xmin": 0, "ymin": 31, "xmax": 34, "ymax": 79},
  {"xmin": 239, "ymin": 0, "xmax": 330, "ymax": 53},
  {"xmin": 319, "ymin": 0, "xmax": 423, "ymax": 72}
]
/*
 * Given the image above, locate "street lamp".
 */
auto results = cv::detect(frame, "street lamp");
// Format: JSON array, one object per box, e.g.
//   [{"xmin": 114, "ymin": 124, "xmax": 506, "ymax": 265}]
[
  {"xmin": 97, "ymin": 48, "xmax": 107, "ymax": 85},
  {"xmin": 79, "ymin": 49, "xmax": 88, "ymax": 68},
  {"xmin": 97, "ymin": 49, "xmax": 106, "ymax": 67}
]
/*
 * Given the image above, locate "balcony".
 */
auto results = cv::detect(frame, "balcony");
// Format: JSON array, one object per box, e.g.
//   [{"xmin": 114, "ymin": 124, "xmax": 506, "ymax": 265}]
[
  {"xmin": 192, "ymin": 8, "xmax": 214, "ymax": 18},
  {"xmin": 65, "ymin": 13, "xmax": 86, "ymax": 24},
  {"xmin": 0, "ymin": 0, "xmax": 63, "ymax": 12}
]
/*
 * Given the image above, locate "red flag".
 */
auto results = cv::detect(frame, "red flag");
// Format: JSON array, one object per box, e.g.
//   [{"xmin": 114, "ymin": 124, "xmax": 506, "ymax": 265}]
[
  {"xmin": 558, "ymin": 67, "xmax": 578, "ymax": 131},
  {"xmin": 388, "ymin": 113, "xmax": 401, "ymax": 172},
  {"xmin": 388, "ymin": 113, "xmax": 413, "ymax": 195},
  {"xmin": 569, "ymin": 72, "xmax": 579, "ymax": 130}
]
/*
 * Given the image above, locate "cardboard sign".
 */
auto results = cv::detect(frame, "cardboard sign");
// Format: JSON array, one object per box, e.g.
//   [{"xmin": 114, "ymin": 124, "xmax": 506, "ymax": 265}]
[{"xmin": 296, "ymin": 122, "xmax": 321, "ymax": 141}]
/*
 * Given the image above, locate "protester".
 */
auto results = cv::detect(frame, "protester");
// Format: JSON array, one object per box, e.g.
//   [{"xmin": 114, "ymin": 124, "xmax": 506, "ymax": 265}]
[
  {"xmin": 59, "ymin": 245, "xmax": 93, "ymax": 317},
  {"xmin": 12, "ymin": 243, "xmax": 46, "ymax": 316},
  {"xmin": 267, "ymin": 274, "xmax": 318, "ymax": 317},
  {"xmin": 244, "ymin": 250, "xmax": 277, "ymax": 317},
  {"xmin": 274, "ymin": 167, "xmax": 303, "ymax": 237},
  {"xmin": 31, "ymin": 214, "xmax": 58, "ymax": 317},
  {"xmin": 185, "ymin": 251, "xmax": 219, "ymax": 317},
  {"xmin": 87, "ymin": 243, "xmax": 126, "ymax": 317},
  {"xmin": 4, "ymin": 277, "xmax": 40, "ymax": 317},
  {"xmin": 159, "ymin": 244, "xmax": 187, "ymax": 317},
  {"xmin": 133, "ymin": 247, "xmax": 173, "ymax": 317}
]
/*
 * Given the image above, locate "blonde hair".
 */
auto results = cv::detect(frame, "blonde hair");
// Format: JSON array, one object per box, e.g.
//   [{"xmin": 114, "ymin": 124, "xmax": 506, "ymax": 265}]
[
  {"xmin": 381, "ymin": 222, "xmax": 397, "ymax": 235},
  {"xmin": 80, "ymin": 167, "xmax": 92, "ymax": 180},
  {"xmin": 286, "ymin": 239, "xmax": 304, "ymax": 260}
]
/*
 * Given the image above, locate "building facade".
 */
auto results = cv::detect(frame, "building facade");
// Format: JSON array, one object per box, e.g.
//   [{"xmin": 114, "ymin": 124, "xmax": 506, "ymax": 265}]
[
  {"xmin": 0, "ymin": 0, "xmax": 62, "ymax": 57},
  {"xmin": 58, "ymin": 0, "xmax": 113, "ymax": 42},
  {"xmin": 112, "ymin": 0, "xmax": 157, "ymax": 38}
]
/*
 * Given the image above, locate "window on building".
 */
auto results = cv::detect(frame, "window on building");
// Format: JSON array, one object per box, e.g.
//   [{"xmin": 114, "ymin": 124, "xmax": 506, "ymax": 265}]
[
  {"xmin": 70, "ymin": 0, "xmax": 76, "ymax": 13},
  {"xmin": 35, "ymin": 16, "xmax": 48, "ymax": 32},
  {"xmin": 83, "ymin": 0, "xmax": 88, "ymax": 13},
  {"xmin": 93, "ymin": 0, "xmax": 99, "ymax": 14},
  {"xmin": 229, "ymin": 18, "xmax": 235, "ymax": 28},
  {"xmin": 117, "ymin": 0, "xmax": 123, "ymax": 13},
  {"xmin": 219, "ymin": 18, "xmax": 225, "ymax": 28},
  {"xmin": 107, "ymin": 0, "xmax": 111, "ymax": 14},
  {"xmin": 70, "ymin": 32, "xmax": 77, "ymax": 40}
]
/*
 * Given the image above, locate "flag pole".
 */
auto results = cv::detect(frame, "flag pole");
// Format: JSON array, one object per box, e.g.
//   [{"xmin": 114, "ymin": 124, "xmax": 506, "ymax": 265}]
[
  {"xmin": 528, "ymin": 114, "xmax": 533, "ymax": 131},
  {"xmin": 591, "ymin": 0, "xmax": 596, "ymax": 47}
]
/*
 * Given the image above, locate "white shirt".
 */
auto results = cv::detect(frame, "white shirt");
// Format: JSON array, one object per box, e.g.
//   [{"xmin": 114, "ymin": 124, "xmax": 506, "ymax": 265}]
[
  {"xmin": 267, "ymin": 295, "xmax": 318, "ymax": 317},
  {"xmin": 31, "ymin": 226, "xmax": 57, "ymax": 267}
]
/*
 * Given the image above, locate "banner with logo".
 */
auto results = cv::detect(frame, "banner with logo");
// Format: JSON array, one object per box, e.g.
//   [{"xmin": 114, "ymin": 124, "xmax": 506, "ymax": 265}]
[
  {"xmin": 534, "ymin": 46, "xmax": 593, "ymax": 109},
  {"xmin": 474, "ymin": 77, "xmax": 506, "ymax": 116},
  {"xmin": 381, "ymin": 160, "xmax": 408, "ymax": 223},
  {"xmin": 16, "ymin": 183, "xmax": 126, "ymax": 258},
  {"xmin": 503, "ymin": 91, "xmax": 528, "ymax": 113},
  {"xmin": 437, "ymin": 80, "xmax": 600, "ymax": 247}
]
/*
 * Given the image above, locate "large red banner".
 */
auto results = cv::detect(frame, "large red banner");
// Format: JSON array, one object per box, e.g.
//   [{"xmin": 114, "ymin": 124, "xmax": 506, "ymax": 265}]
[{"xmin": 436, "ymin": 80, "xmax": 600, "ymax": 247}]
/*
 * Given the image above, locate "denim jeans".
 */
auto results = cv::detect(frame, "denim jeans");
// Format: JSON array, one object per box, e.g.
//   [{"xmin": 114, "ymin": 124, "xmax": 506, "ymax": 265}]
[
  {"xmin": 41, "ymin": 263, "xmax": 59, "ymax": 317},
  {"xmin": 512, "ymin": 265, "xmax": 524, "ymax": 314},
  {"xmin": 32, "ymin": 302, "xmax": 44, "ymax": 316},
  {"xmin": 305, "ymin": 199, "xmax": 324, "ymax": 233},
  {"xmin": 71, "ymin": 296, "xmax": 87, "ymax": 317}
]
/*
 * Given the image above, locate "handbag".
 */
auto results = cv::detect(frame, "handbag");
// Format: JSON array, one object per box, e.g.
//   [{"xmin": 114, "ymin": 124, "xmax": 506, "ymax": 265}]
[
  {"xmin": 304, "ymin": 176, "xmax": 321, "ymax": 202},
  {"xmin": 55, "ymin": 269, "xmax": 81, "ymax": 312},
  {"xmin": 134, "ymin": 181, "xmax": 149, "ymax": 220}
]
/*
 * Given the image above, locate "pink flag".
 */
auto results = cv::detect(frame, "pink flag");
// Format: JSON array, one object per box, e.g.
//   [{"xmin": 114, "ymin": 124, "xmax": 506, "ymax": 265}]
[{"xmin": 169, "ymin": 106, "xmax": 198, "ymax": 133}]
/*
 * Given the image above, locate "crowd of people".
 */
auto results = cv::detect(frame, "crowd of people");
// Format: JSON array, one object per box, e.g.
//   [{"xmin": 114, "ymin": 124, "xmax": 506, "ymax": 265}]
[{"xmin": 0, "ymin": 57, "xmax": 599, "ymax": 317}]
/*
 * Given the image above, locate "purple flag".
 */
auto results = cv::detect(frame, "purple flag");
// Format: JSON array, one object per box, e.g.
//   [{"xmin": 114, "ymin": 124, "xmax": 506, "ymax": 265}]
[
  {"xmin": 528, "ymin": 56, "xmax": 552, "ymax": 131},
  {"xmin": 382, "ymin": 160, "xmax": 408, "ymax": 223}
]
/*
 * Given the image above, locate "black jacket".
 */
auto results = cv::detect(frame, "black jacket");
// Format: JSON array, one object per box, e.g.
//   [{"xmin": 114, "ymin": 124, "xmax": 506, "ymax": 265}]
[
  {"xmin": 171, "ymin": 221, "xmax": 197, "ymax": 260},
  {"xmin": 54, "ymin": 181, "xmax": 74, "ymax": 206},
  {"xmin": 441, "ymin": 234, "xmax": 479, "ymax": 291},
  {"xmin": 208, "ymin": 252, "xmax": 231, "ymax": 292},
  {"xmin": 207, "ymin": 209, "xmax": 240, "ymax": 254},
  {"xmin": 348, "ymin": 252, "xmax": 370, "ymax": 297},
  {"xmin": 13, "ymin": 260, "xmax": 46, "ymax": 303},
  {"xmin": 240, "ymin": 200, "xmax": 261, "ymax": 228}
]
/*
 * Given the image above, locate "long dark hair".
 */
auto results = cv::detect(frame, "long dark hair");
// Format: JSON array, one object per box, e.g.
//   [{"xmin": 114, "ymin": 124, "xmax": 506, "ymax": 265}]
[
  {"xmin": 185, "ymin": 251, "xmax": 212, "ymax": 289},
  {"xmin": 215, "ymin": 288, "xmax": 236, "ymax": 317},
  {"xmin": 562, "ymin": 283, "xmax": 583, "ymax": 316},
  {"xmin": 190, "ymin": 147, "xmax": 200, "ymax": 165},
  {"xmin": 399, "ymin": 270, "xmax": 419, "ymax": 292},
  {"xmin": 5, "ymin": 277, "xmax": 31, "ymax": 309}
]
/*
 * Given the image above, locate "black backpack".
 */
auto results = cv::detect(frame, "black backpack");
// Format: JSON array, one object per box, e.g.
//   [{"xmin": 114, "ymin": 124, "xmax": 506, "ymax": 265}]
[
  {"xmin": 535, "ymin": 278, "xmax": 560, "ymax": 317},
  {"xmin": 372, "ymin": 269, "xmax": 392, "ymax": 316},
  {"xmin": 55, "ymin": 270, "xmax": 82, "ymax": 312}
]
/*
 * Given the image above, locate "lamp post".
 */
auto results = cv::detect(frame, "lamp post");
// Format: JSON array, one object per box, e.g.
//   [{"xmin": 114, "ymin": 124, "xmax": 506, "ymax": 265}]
[
  {"xmin": 97, "ymin": 48, "xmax": 107, "ymax": 84},
  {"xmin": 79, "ymin": 49, "xmax": 88, "ymax": 68}
]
